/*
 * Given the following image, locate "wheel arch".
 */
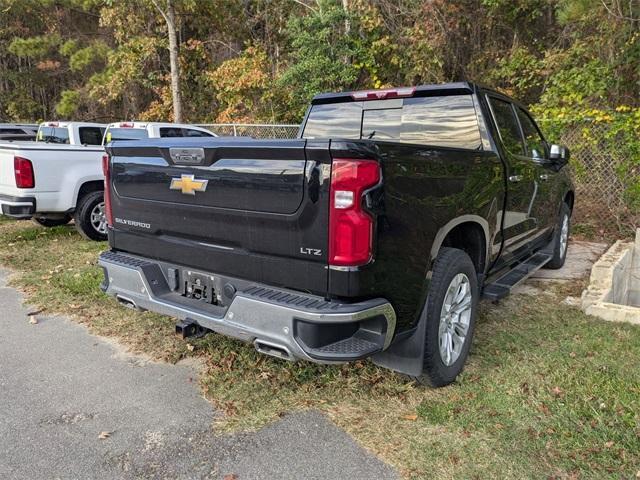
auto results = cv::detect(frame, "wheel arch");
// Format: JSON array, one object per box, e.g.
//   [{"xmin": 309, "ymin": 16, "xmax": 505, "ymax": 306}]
[
  {"xmin": 563, "ymin": 189, "xmax": 575, "ymax": 213},
  {"xmin": 74, "ymin": 179, "xmax": 104, "ymax": 209},
  {"xmin": 430, "ymin": 216, "xmax": 490, "ymax": 275}
]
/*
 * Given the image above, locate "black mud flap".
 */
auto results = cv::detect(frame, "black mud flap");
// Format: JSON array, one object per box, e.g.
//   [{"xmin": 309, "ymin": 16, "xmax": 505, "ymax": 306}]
[{"xmin": 371, "ymin": 304, "xmax": 428, "ymax": 377}]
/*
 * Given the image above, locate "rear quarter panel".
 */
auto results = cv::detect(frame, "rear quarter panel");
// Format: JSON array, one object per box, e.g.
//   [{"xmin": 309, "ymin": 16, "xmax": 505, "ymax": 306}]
[
  {"xmin": 328, "ymin": 140, "xmax": 505, "ymax": 330},
  {"xmin": 0, "ymin": 144, "xmax": 103, "ymax": 211},
  {"xmin": 0, "ymin": 146, "xmax": 17, "ymax": 191}
]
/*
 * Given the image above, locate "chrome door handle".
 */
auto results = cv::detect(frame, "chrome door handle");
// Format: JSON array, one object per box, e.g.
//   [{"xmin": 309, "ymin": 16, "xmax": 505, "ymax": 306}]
[
  {"xmin": 539, "ymin": 174, "xmax": 549, "ymax": 181},
  {"xmin": 508, "ymin": 175, "xmax": 523, "ymax": 183}
]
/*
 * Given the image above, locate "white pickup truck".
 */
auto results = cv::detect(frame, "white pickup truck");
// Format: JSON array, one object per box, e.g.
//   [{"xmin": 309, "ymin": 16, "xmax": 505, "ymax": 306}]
[{"xmin": 0, "ymin": 121, "xmax": 217, "ymax": 241}]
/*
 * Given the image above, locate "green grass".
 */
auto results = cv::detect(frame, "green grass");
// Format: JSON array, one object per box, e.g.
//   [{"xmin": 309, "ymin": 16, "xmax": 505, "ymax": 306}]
[{"xmin": 0, "ymin": 218, "xmax": 639, "ymax": 479}]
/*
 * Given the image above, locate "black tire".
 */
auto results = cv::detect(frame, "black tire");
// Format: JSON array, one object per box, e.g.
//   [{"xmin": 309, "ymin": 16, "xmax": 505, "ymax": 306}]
[
  {"xmin": 544, "ymin": 203, "xmax": 571, "ymax": 270},
  {"xmin": 33, "ymin": 215, "xmax": 71, "ymax": 228},
  {"xmin": 74, "ymin": 190, "xmax": 107, "ymax": 241},
  {"xmin": 413, "ymin": 247, "xmax": 479, "ymax": 387}
]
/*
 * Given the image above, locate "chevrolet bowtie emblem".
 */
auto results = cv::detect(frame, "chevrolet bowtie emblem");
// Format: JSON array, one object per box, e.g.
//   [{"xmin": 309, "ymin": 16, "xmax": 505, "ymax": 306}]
[{"xmin": 170, "ymin": 174, "xmax": 208, "ymax": 195}]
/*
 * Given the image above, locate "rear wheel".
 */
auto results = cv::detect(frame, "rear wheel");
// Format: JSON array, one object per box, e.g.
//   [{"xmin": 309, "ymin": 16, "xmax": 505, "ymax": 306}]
[
  {"xmin": 544, "ymin": 203, "xmax": 571, "ymax": 270},
  {"xmin": 33, "ymin": 215, "xmax": 71, "ymax": 228},
  {"xmin": 413, "ymin": 247, "xmax": 479, "ymax": 387},
  {"xmin": 74, "ymin": 190, "xmax": 107, "ymax": 241}
]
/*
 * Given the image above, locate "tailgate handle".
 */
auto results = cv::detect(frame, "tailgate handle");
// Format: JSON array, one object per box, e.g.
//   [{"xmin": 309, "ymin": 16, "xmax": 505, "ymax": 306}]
[{"xmin": 170, "ymin": 147, "xmax": 205, "ymax": 165}]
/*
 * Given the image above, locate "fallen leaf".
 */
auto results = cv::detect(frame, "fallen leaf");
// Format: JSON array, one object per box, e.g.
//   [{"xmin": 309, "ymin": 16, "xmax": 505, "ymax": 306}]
[
  {"xmin": 98, "ymin": 431, "xmax": 111, "ymax": 439},
  {"xmin": 29, "ymin": 317, "xmax": 38, "ymax": 325},
  {"xmin": 604, "ymin": 441, "xmax": 614, "ymax": 448},
  {"xmin": 403, "ymin": 414, "xmax": 418, "ymax": 421},
  {"xmin": 223, "ymin": 474, "xmax": 238, "ymax": 480},
  {"xmin": 569, "ymin": 351, "xmax": 577, "ymax": 358},
  {"xmin": 551, "ymin": 386, "xmax": 564, "ymax": 397},
  {"xmin": 538, "ymin": 403, "xmax": 551, "ymax": 415},
  {"xmin": 186, "ymin": 343, "xmax": 195, "ymax": 352}
]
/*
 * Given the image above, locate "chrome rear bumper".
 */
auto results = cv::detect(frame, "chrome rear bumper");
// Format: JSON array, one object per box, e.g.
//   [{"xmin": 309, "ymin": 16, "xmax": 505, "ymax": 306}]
[{"xmin": 98, "ymin": 251, "xmax": 396, "ymax": 363}]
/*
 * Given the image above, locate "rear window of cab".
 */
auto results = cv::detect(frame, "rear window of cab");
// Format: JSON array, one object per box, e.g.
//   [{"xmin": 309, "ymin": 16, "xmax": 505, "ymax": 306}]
[
  {"xmin": 37, "ymin": 127, "xmax": 70, "ymax": 144},
  {"xmin": 302, "ymin": 94, "xmax": 482, "ymax": 150},
  {"xmin": 104, "ymin": 128, "xmax": 149, "ymax": 143}
]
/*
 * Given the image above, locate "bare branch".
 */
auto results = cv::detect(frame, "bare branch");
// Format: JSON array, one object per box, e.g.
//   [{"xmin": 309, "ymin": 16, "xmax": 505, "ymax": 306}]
[{"xmin": 291, "ymin": 0, "xmax": 317, "ymax": 13}]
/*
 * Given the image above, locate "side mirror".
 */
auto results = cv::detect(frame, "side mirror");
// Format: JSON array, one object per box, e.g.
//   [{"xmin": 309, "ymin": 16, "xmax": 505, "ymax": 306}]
[{"xmin": 549, "ymin": 144, "xmax": 570, "ymax": 166}]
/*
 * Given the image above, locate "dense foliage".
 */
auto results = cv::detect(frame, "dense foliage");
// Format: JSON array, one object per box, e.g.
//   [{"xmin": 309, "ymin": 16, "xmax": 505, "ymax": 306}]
[
  {"xmin": 1, "ymin": 0, "xmax": 637, "ymax": 230},
  {"xmin": 0, "ymin": 0, "xmax": 637, "ymax": 124}
]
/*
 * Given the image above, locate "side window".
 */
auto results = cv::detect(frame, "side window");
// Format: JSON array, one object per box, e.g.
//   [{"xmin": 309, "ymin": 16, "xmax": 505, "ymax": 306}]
[
  {"xmin": 516, "ymin": 108, "xmax": 547, "ymax": 159},
  {"xmin": 79, "ymin": 127, "xmax": 103, "ymax": 145},
  {"xmin": 489, "ymin": 97, "xmax": 525, "ymax": 156},
  {"xmin": 183, "ymin": 128, "xmax": 214, "ymax": 137},
  {"xmin": 160, "ymin": 127, "xmax": 183, "ymax": 137}
]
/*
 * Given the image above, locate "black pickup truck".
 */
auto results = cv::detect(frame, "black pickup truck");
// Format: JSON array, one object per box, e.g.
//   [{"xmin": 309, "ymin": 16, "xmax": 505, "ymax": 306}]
[{"xmin": 98, "ymin": 82, "xmax": 573, "ymax": 386}]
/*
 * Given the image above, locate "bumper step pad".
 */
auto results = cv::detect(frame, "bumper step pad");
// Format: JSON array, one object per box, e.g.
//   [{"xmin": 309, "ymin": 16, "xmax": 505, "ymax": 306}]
[{"xmin": 307, "ymin": 337, "xmax": 380, "ymax": 359}]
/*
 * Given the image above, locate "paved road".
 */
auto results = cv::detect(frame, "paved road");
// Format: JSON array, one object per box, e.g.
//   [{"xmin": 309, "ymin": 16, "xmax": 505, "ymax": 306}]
[{"xmin": 0, "ymin": 268, "xmax": 398, "ymax": 480}]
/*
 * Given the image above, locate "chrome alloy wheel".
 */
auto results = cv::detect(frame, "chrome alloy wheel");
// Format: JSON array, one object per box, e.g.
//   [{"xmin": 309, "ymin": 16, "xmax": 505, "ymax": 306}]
[
  {"xmin": 438, "ymin": 273, "xmax": 473, "ymax": 366},
  {"xmin": 559, "ymin": 214, "xmax": 569, "ymax": 259},
  {"xmin": 90, "ymin": 201, "xmax": 107, "ymax": 235}
]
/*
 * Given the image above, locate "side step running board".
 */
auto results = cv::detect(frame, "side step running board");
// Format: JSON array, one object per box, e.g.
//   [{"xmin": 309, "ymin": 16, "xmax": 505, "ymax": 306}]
[{"xmin": 482, "ymin": 251, "xmax": 552, "ymax": 301}]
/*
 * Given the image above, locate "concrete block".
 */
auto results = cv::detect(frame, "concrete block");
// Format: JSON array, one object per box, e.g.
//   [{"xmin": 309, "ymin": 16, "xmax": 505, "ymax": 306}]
[{"xmin": 581, "ymin": 237, "xmax": 640, "ymax": 325}]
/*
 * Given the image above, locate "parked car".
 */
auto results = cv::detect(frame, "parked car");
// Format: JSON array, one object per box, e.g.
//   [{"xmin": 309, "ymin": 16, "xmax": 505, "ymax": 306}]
[
  {"xmin": 98, "ymin": 82, "xmax": 574, "ymax": 386},
  {"xmin": 0, "ymin": 122, "xmax": 218, "ymax": 241},
  {"xmin": 0, "ymin": 123, "xmax": 38, "ymax": 141}
]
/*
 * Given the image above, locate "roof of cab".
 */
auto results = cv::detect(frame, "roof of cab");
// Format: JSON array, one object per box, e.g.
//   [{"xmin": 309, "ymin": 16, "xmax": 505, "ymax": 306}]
[
  {"xmin": 311, "ymin": 81, "xmax": 480, "ymax": 105},
  {"xmin": 39, "ymin": 121, "xmax": 107, "ymax": 128},
  {"xmin": 106, "ymin": 121, "xmax": 211, "ymax": 129}
]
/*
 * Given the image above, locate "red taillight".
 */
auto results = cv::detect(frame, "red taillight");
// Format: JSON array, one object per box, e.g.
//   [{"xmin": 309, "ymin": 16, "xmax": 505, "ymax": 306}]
[
  {"xmin": 329, "ymin": 159, "xmax": 381, "ymax": 266},
  {"xmin": 119, "ymin": 122, "xmax": 134, "ymax": 128},
  {"xmin": 14, "ymin": 156, "xmax": 35, "ymax": 189},
  {"xmin": 351, "ymin": 87, "xmax": 415, "ymax": 101},
  {"xmin": 102, "ymin": 154, "xmax": 113, "ymax": 228}
]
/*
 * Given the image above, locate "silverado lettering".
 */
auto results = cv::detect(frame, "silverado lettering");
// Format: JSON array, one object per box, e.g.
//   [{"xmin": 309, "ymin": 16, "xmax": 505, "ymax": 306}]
[
  {"xmin": 98, "ymin": 82, "xmax": 574, "ymax": 387},
  {"xmin": 114, "ymin": 218, "xmax": 151, "ymax": 229}
]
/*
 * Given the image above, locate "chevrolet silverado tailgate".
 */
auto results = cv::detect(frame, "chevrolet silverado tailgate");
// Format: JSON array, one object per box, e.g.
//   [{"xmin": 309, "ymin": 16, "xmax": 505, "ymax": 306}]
[{"xmin": 106, "ymin": 137, "xmax": 331, "ymax": 295}]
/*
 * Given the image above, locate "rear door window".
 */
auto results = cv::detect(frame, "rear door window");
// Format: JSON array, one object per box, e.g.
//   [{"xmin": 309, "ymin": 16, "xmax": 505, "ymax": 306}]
[
  {"xmin": 160, "ymin": 127, "xmax": 184, "ymax": 137},
  {"xmin": 303, "ymin": 94, "xmax": 482, "ymax": 150},
  {"xmin": 516, "ymin": 108, "xmax": 547, "ymax": 159},
  {"xmin": 489, "ymin": 98, "xmax": 525, "ymax": 156},
  {"xmin": 79, "ymin": 127, "xmax": 105, "ymax": 145},
  {"xmin": 183, "ymin": 128, "xmax": 215, "ymax": 137}
]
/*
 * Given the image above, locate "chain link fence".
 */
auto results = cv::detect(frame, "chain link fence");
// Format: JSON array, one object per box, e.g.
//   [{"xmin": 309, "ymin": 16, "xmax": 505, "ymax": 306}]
[
  {"xmin": 542, "ymin": 120, "xmax": 638, "ymax": 235},
  {"xmin": 196, "ymin": 123, "xmax": 299, "ymax": 139}
]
